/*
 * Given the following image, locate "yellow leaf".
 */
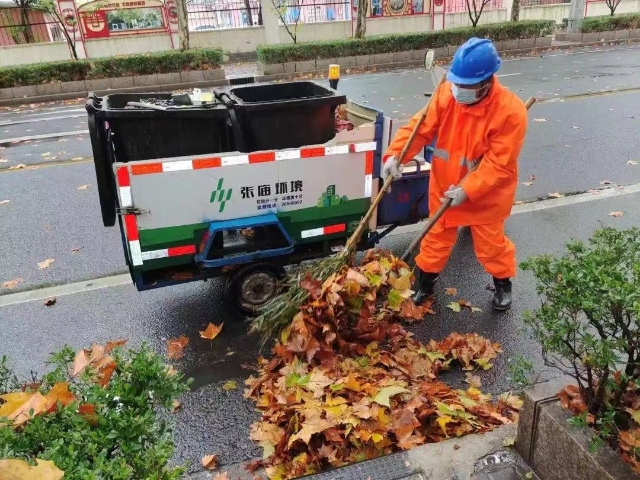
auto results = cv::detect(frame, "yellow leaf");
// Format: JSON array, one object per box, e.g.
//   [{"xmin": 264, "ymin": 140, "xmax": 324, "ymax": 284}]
[
  {"xmin": 200, "ymin": 322, "xmax": 223, "ymax": 340},
  {"xmin": 222, "ymin": 380, "xmax": 237, "ymax": 391},
  {"xmin": 371, "ymin": 432, "xmax": 384, "ymax": 443},
  {"xmin": 172, "ymin": 400, "xmax": 181, "ymax": 412},
  {"xmin": 1, "ymin": 278, "xmax": 24, "ymax": 289},
  {"xmin": 0, "ymin": 391, "xmax": 47, "ymax": 426},
  {"xmin": 372, "ymin": 386, "xmax": 409, "ymax": 408},
  {"xmin": 437, "ymin": 415, "xmax": 453, "ymax": 436},
  {"xmin": 288, "ymin": 415, "xmax": 334, "ymax": 446},
  {"xmin": 446, "ymin": 301, "xmax": 461, "ymax": 313},
  {"xmin": 0, "ymin": 458, "xmax": 64, "ymax": 480},
  {"xmin": 625, "ymin": 408, "xmax": 640, "ymax": 425},
  {"xmin": 37, "ymin": 259, "xmax": 55, "ymax": 269}
]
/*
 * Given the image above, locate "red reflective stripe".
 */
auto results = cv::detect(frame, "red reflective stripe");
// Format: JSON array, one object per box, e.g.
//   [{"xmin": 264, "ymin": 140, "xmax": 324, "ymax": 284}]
[
  {"xmin": 193, "ymin": 157, "xmax": 221, "ymax": 169},
  {"xmin": 349, "ymin": 144, "xmax": 356, "ymax": 153},
  {"xmin": 249, "ymin": 152, "xmax": 276, "ymax": 163},
  {"xmin": 324, "ymin": 224, "xmax": 346, "ymax": 235},
  {"xmin": 167, "ymin": 245, "xmax": 196, "ymax": 257},
  {"xmin": 124, "ymin": 214, "xmax": 139, "ymax": 241},
  {"xmin": 116, "ymin": 166, "xmax": 130, "ymax": 187},
  {"xmin": 131, "ymin": 163, "xmax": 163, "ymax": 175},
  {"xmin": 301, "ymin": 147, "xmax": 325, "ymax": 158},
  {"xmin": 365, "ymin": 151, "xmax": 374, "ymax": 175}
]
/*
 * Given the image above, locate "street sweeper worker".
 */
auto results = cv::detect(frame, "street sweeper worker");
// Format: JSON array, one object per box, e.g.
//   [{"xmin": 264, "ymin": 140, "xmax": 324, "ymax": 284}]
[{"xmin": 382, "ymin": 37, "xmax": 528, "ymax": 312}]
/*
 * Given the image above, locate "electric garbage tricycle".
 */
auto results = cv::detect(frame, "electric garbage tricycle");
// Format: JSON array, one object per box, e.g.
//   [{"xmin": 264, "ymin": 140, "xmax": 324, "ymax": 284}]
[{"xmin": 85, "ymin": 81, "xmax": 433, "ymax": 312}]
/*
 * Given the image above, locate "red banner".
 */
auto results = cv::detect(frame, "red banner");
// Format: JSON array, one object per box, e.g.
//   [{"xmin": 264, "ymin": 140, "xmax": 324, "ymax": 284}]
[{"xmin": 82, "ymin": 11, "xmax": 109, "ymax": 38}]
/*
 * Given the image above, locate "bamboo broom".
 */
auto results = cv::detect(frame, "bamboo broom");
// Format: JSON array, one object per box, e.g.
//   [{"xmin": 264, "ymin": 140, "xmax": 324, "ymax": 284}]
[{"xmin": 249, "ymin": 72, "xmax": 448, "ymax": 341}]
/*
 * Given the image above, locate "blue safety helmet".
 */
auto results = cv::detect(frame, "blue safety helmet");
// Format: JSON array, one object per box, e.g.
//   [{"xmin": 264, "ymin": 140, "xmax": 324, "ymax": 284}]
[{"xmin": 447, "ymin": 37, "xmax": 501, "ymax": 85}]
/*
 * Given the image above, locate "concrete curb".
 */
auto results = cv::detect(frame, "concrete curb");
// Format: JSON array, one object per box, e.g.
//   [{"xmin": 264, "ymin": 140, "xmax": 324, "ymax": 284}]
[
  {"xmin": 516, "ymin": 376, "xmax": 640, "ymax": 480},
  {"xmin": 183, "ymin": 423, "xmax": 534, "ymax": 480}
]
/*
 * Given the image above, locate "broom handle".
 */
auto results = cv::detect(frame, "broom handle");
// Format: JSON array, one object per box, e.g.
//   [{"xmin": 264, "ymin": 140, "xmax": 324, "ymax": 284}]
[
  {"xmin": 400, "ymin": 95, "xmax": 537, "ymax": 261},
  {"xmin": 342, "ymin": 72, "xmax": 448, "ymax": 256}
]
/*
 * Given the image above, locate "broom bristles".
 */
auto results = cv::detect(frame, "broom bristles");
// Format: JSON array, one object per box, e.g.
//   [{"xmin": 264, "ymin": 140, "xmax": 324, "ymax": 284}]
[{"xmin": 249, "ymin": 254, "xmax": 350, "ymax": 344}]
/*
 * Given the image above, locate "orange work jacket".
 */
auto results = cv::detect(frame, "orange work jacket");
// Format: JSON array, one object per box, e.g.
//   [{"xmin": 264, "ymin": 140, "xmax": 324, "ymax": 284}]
[{"xmin": 384, "ymin": 78, "xmax": 528, "ymax": 227}]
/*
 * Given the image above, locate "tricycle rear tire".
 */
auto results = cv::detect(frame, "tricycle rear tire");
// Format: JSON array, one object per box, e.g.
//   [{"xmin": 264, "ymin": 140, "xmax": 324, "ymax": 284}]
[{"xmin": 230, "ymin": 263, "xmax": 286, "ymax": 315}]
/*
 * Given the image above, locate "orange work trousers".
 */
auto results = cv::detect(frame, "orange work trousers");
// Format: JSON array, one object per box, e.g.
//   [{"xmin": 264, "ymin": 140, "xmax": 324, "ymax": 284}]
[{"xmin": 415, "ymin": 220, "xmax": 516, "ymax": 279}]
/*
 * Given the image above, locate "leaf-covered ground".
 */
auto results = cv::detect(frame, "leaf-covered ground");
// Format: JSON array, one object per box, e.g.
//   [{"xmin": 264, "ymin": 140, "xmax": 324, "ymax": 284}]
[{"xmin": 244, "ymin": 250, "xmax": 522, "ymax": 479}]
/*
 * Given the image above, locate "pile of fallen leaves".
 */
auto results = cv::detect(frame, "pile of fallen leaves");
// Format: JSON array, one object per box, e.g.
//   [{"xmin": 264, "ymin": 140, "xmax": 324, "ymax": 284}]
[
  {"xmin": 244, "ymin": 249, "xmax": 521, "ymax": 479},
  {"xmin": 558, "ymin": 384, "xmax": 640, "ymax": 475}
]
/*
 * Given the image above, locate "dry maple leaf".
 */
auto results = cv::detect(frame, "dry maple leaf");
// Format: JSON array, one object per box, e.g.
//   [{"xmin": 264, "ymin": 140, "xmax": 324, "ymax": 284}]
[
  {"xmin": 200, "ymin": 322, "xmax": 224, "ymax": 340},
  {"xmin": 445, "ymin": 287, "xmax": 457, "ymax": 296},
  {"xmin": 213, "ymin": 473, "xmax": 230, "ymax": 480},
  {"xmin": 0, "ymin": 458, "xmax": 64, "ymax": 480},
  {"xmin": 548, "ymin": 192, "xmax": 564, "ymax": 198},
  {"xmin": 201, "ymin": 454, "xmax": 219, "ymax": 470},
  {"xmin": 167, "ymin": 335, "xmax": 189, "ymax": 359},
  {"xmin": 609, "ymin": 211, "xmax": 624, "ymax": 217},
  {"xmin": 45, "ymin": 383, "xmax": 76, "ymax": 412},
  {"xmin": 2, "ymin": 278, "xmax": 24, "ymax": 289},
  {"xmin": 288, "ymin": 415, "xmax": 334, "ymax": 446},
  {"xmin": 37, "ymin": 258, "xmax": 55, "ymax": 269},
  {"xmin": 0, "ymin": 391, "xmax": 48, "ymax": 426}
]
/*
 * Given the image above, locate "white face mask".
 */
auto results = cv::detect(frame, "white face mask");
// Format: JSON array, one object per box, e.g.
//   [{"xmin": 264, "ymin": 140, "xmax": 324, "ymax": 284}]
[{"xmin": 451, "ymin": 84, "xmax": 480, "ymax": 105}]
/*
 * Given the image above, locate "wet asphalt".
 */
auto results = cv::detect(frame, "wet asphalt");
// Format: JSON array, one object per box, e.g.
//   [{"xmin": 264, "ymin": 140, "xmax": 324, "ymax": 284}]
[{"xmin": 1, "ymin": 42, "xmax": 640, "ymax": 474}]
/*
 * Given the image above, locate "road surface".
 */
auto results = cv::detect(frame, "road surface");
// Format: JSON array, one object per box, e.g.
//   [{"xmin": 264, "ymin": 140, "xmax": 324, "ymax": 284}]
[{"xmin": 1, "ymin": 42, "xmax": 640, "ymax": 474}]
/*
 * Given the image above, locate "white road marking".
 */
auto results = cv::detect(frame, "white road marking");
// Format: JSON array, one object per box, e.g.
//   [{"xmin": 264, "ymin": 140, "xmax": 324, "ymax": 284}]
[
  {"xmin": 0, "ymin": 130, "xmax": 88, "ymax": 144},
  {"xmin": 0, "ymin": 114, "xmax": 85, "ymax": 127},
  {"xmin": 497, "ymin": 72, "xmax": 522, "ymax": 77},
  {"xmin": 1, "ymin": 183, "xmax": 639, "ymax": 307}
]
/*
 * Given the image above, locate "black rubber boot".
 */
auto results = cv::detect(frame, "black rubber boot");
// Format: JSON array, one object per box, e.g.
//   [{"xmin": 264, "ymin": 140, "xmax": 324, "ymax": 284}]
[
  {"xmin": 411, "ymin": 270, "xmax": 439, "ymax": 306},
  {"xmin": 492, "ymin": 277, "xmax": 512, "ymax": 311}
]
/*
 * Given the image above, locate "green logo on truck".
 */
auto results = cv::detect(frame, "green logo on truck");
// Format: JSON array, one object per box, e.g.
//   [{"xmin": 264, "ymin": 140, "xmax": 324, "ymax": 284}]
[{"xmin": 210, "ymin": 178, "xmax": 233, "ymax": 213}]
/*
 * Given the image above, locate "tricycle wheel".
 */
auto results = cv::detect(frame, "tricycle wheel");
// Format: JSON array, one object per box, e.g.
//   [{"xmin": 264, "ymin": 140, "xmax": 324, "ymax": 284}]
[{"xmin": 230, "ymin": 263, "xmax": 286, "ymax": 315}]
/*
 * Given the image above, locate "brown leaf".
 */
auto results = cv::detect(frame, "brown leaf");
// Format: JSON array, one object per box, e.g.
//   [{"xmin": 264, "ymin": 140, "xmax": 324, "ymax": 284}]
[
  {"xmin": 0, "ymin": 459, "xmax": 64, "ymax": 480},
  {"xmin": 167, "ymin": 335, "xmax": 189, "ymax": 359},
  {"xmin": 71, "ymin": 247, "xmax": 83, "ymax": 253},
  {"xmin": 37, "ymin": 258, "xmax": 55, "ymax": 269},
  {"xmin": 202, "ymin": 454, "xmax": 219, "ymax": 470},
  {"xmin": 44, "ymin": 297, "xmax": 57, "ymax": 307},
  {"xmin": 288, "ymin": 415, "xmax": 334, "ymax": 446},
  {"xmin": 2, "ymin": 278, "xmax": 24, "ymax": 289},
  {"xmin": 608, "ymin": 211, "xmax": 624, "ymax": 217},
  {"xmin": 200, "ymin": 322, "xmax": 224, "ymax": 340},
  {"xmin": 104, "ymin": 339, "xmax": 127, "ymax": 353},
  {"xmin": 78, "ymin": 403, "xmax": 97, "ymax": 424},
  {"xmin": 213, "ymin": 473, "xmax": 230, "ymax": 480},
  {"xmin": 445, "ymin": 287, "xmax": 457, "ymax": 296},
  {"xmin": 8, "ymin": 164, "xmax": 26, "ymax": 170},
  {"xmin": 171, "ymin": 400, "xmax": 181, "ymax": 413},
  {"xmin": 620, "ymin": 429, "xmax": 640, "ymax": 449}
]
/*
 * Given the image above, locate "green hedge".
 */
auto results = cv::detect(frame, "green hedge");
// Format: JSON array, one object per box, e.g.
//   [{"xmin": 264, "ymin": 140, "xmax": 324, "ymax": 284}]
[
  {"xmin": 580, "ymin": 13, "xmax": 640, "ymax": 33},
  {"xmin": 257, "ymin": 20, "xmax": 556, "ymax": 64},
  {"xmin": 0, "ymin": 48, "xmax": 223, "ymax": 89}
]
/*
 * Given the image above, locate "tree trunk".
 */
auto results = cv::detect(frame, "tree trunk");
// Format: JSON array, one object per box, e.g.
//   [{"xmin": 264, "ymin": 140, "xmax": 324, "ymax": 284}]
[
  {"xmin": 354, "ymin": 0, "xmax": 367, "ymax": 39},
  {"xmin": 244, "ymin": 0, "xmax": 254, "ymax": 25},
  {"xmin": 61, "ymin": 27, "xmax": 78, "ymax": 60},
  {"xmin": 511, "ymin": 0, "xmax": 520, "ymax": 22},
  {"xmin": 19, "ymin": 6, "xmax": 33, "ymax": 43},
  {"xmin": 175, "ymin": 0, "xmax": 189, "ymax": 51}
]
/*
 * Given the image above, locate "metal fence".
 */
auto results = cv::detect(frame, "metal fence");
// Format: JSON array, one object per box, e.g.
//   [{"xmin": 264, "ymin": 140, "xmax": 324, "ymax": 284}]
[
  {"xmin": 445, "ymin": 0, "xmax": 505, "ymax": 13},
  {"xmin": 275, "ymin": 0, "xmax": 351, "ymax": 24},
  {"xmin": 520, "ymin": 0, "xmax": 569, "ymax": 6},
  {"xmin": 0, "ymin": 7, "xmax": 64, "ymax": 45},
  {"xmin": 187, "ymin": 0, "xmax": 263, "ymax": 30}
]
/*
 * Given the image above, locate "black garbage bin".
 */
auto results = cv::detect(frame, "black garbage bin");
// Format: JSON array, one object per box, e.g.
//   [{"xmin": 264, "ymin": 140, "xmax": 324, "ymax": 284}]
[
  {"xmin": 222, "ymin": 81, "xmax": 346, "ymax": 152},
  {"xmin": 86, "ymin": 92, "xmax": 234, "ymax": 227}
]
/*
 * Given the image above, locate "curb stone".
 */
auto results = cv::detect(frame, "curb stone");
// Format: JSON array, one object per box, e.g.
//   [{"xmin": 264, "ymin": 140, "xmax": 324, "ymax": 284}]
[{"xmin": 183, "ymin": 424, "xmax": 538, "ymax": 480}]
